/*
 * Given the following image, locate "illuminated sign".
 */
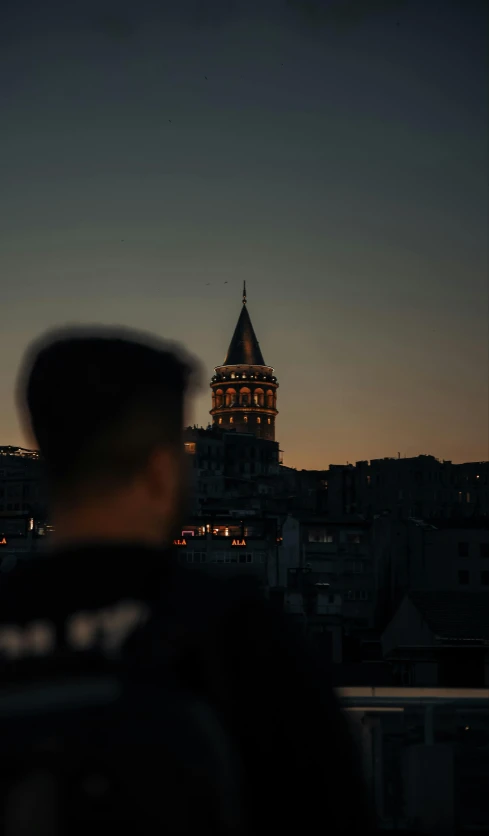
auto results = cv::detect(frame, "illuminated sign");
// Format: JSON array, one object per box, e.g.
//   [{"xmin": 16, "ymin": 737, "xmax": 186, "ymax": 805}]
[
  {"xmin": 173, "ymin": 538, "xmax": 187, "ymax": 547},
  {"xmin": 0, "ymin": 537, "xmax": 6, "ymax": 546},
  {"xmin": 232, "ymin": 539, "xmax": 246, "ymax": 547}
]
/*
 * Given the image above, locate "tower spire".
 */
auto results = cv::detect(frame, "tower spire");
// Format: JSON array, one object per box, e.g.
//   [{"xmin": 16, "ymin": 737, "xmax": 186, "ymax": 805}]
[{"xmin": 222, "ymin": 293, "xmax": 265, "ymax": 366}]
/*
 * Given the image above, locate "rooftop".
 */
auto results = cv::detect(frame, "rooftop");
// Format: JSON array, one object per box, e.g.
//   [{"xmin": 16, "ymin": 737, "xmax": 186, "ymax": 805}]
[
  {"xmin": 0, "ymin": 447, "xmax": 39, "ymax": 460},
  {"xmin": 409, "ymin": 590, "xmax": 489, "ymax": 642},
  {"xmin": 404, "ymin": 516, "xmax": 489, "ymax": 531}
]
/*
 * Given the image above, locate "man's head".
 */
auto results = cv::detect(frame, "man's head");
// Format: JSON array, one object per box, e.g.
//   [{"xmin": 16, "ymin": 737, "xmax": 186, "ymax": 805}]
[{"xmin": 17, "ymin": 327, "xmax": 199, "ymax": 547}]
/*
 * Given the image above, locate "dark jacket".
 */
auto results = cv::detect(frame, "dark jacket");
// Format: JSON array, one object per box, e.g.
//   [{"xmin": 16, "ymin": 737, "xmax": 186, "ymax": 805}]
[{"xmin": 0, "ymin": 543, "xmax": 375, "ymax": 833}]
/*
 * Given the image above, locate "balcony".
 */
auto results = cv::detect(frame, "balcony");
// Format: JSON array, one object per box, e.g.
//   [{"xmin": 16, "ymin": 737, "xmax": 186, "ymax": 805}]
[
  {"xmin": 337, "ymin": 687, "xmax": 489, "ymax": 833},
  {"xmin": 211, "ymin": 366, "xmax": 277, "ymax": 385},
  {"xmin": 211, "ymin": 402, "xmax": 276, "ymax": 413}
]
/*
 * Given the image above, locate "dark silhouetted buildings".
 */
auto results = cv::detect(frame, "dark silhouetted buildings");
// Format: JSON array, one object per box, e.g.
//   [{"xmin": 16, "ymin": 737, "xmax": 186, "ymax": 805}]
[{"xmin": 327, "ymin": 455, "xmax": 489, "ymax": 520}]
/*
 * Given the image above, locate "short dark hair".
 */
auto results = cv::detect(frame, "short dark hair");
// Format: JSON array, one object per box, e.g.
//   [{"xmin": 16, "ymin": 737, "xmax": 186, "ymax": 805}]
[{"xmin": 18, "ymin": 327, "xmax": 199, "ymax": 502}]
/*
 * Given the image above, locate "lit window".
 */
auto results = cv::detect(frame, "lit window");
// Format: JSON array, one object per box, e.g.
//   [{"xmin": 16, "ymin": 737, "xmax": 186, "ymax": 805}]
[
  {"xmin": 184, "ymin": 443, "xmax": 196, "ymax": 455},
  {"xmin": 257, "ymin": 417, "xmax": 261, "ymax": 424},
  {"xmin": 308, "ymin": 528, "xmax": 334, "ymax": 543},
  {"xmin": 244, "ymin": 416, "xmax": 248, "ymax": 422},
  {"xmin": 218, "ymin": 418, "xmax": 222, "ymax": 424},
  {"xmin": 268, "ymin": 418, "xmax": 271, "ymax": 424},
  {"xmin": 230, "ymin": 417, "xmax": 233, "ymax": 423},
  {"xmin": 231, "ymin": 373, "xmax": 235, "ymax": 379}
]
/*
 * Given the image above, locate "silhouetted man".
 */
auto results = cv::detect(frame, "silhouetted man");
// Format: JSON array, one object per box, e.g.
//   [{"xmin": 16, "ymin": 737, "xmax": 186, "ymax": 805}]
[{"xmin": 0, "ymin": 328, "xmax": 374, "ymax": 834}]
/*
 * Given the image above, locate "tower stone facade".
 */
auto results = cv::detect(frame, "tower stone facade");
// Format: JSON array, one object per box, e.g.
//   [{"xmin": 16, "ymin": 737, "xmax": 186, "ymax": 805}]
[{"xmin": 210, "ymin": 284, "xmax": 278, "ymax": 441}]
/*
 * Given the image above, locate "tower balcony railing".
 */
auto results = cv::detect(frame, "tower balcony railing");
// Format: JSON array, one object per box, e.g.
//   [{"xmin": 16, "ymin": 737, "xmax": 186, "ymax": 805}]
[
  {"xmin": 211, "ymin": 402, "xmax": 277, "ymax": 412},
  {"xmin": 211, "ymin": 370, "xmax": 278, "ymax": 385}
]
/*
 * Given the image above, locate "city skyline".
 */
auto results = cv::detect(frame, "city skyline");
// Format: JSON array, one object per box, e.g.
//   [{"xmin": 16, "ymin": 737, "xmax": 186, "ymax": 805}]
[{"xmin": 1, "ymin": 0, "xmax": 487, "ymax": 469}]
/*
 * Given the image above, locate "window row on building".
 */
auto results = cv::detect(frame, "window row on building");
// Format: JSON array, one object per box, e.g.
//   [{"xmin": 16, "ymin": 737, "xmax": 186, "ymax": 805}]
[
  {"xmin": 212, "ymin": 389, "xmax": 276, "ymax": 409},
  {"xmin": 178, "ymin": 522, "xmax": 271, "ymax": 539},
  {"xmin": 0, "ymin": 503, "xmax": 27, "ymax": 512},
  {"xmin": 217, "ymin": 416, "xmax": 272, "ymax": 426},
  {"xmin": 458, "ymin": 570, "xmax": 489, "ymax": 585},
  {"xmin": 458, "ymin": 542, "xmax": 489, "ymax": 557},
  {"xmin": 345, "ymin": 590, "xmax": 371, "ymax": 601},
  {"xmin": 305, "ymin": 558, "xmax": 370, "ymax": 574},
  {"xmin": 178, "ymin": 551, "xmax": 266, "ymax": 565},
  {"xmin": 307, "ymin": 527, "xmax": 367, "ymax": 545}
]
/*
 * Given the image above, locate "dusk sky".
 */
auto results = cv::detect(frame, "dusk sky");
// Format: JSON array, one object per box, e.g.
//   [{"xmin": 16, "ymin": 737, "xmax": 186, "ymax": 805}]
[{"xmin": 1, "ymin": 0, "xmax": 487, "ymax": 470}]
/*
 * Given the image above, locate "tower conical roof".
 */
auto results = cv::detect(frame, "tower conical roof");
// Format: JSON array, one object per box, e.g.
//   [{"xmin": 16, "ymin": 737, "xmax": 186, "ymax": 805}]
[{"xmin": 223, "ymin": 283, "xmax": 266, "ymax": 366}]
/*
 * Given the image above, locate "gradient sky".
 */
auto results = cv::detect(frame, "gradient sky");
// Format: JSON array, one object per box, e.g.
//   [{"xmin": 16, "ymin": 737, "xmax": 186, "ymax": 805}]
[{"xmin": 1, "ymin": 0, "xmax": 488, "ymax": 470}]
